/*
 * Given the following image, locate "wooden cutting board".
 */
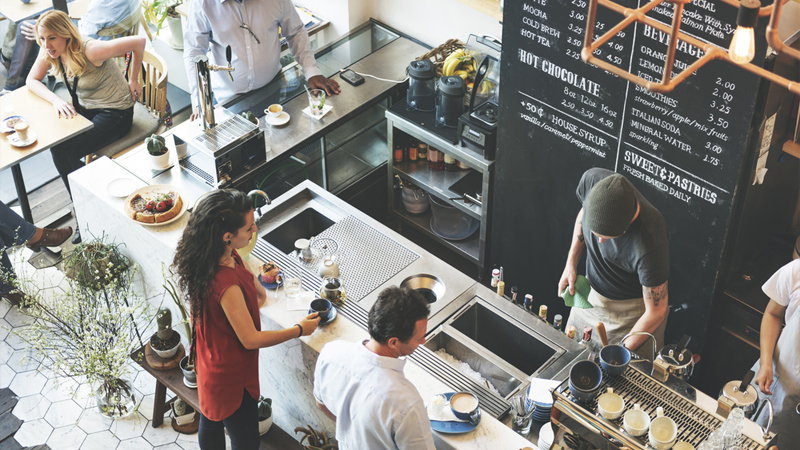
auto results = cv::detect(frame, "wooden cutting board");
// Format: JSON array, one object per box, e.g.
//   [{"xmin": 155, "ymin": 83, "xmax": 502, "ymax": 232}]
[{"xmin": 145, "ymin": 343, "xmax": 185, "ymax": 370}]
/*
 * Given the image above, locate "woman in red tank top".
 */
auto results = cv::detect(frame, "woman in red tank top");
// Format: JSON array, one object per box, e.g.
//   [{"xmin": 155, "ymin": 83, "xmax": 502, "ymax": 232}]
[{"xmin": 172, "ymin": 189, "xmax": 320, "ymax": 449}]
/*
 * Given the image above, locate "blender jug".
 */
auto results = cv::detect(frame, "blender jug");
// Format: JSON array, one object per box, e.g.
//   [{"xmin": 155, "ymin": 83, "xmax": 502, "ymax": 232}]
[
  {"xmin": 406, "ymin": 60, "xmax": 436, "ymax": 111},
  {"xmin": 435, "ymin": 76, "xmax": 466, "ymax": 128}
]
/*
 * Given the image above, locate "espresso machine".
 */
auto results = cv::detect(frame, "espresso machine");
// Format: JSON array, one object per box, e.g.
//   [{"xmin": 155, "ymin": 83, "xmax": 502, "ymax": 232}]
[{"xmin": 175, "ymin": 46, "xmax": 266, "ymax": 188}]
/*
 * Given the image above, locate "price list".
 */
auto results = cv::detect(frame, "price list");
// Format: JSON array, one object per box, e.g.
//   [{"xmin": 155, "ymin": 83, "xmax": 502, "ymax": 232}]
[{"xmin": 508, "ymin": 0, "xmax": 763, "ymax": 208}]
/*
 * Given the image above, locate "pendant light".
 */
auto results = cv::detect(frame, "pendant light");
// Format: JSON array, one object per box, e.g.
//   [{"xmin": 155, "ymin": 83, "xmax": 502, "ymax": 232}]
[{"xmin": 729, "ymin": 0, "xmax": 761, "ymax": 64}]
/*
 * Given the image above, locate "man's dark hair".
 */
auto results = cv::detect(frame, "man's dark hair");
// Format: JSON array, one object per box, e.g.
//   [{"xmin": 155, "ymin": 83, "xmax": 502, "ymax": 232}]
[{"xmin": 368, "ymin": 286, "xmax": 430, "ymax": 344}]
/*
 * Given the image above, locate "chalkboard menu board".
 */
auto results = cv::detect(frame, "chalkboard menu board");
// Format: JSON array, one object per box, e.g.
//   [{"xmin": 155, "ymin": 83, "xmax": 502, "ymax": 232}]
[{"xmin": 493, "ymin": 0, "xmax": 769, "ymax": 351}]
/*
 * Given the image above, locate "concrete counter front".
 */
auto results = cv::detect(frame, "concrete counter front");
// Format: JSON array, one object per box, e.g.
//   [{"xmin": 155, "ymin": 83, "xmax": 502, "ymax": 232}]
[{"xmin": 70, "ymin": 158, "xmax": 544, "ymax": 449}]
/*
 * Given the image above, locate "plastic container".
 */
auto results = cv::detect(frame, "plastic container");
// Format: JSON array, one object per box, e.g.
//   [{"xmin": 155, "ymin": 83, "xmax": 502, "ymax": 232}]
[{"xmin": 429, "ymin": 195, "xmax": 478, "ymax": 240}]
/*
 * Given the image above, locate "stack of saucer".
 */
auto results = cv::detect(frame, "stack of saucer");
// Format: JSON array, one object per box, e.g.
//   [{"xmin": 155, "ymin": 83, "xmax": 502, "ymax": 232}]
[
  {"xmin": 537, "ymin": 421, "xmax": 554, "ymax": 450},
  {"xmin": 526, "ymin": 380, "xmax": 557, "ymax": 422}
]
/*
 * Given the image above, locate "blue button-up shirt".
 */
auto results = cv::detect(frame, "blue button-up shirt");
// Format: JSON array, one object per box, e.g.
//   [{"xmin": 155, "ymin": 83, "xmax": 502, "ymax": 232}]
[
  {"xmin": 183, "ymin": 0, "xmax": 322, "ymax": 110},
  {"xmin": 78, "ymin": 0, "xmax": 139, "ymax": 40},
  {"xmin": 314, "ymin": 340, "xmax": 436, "ymax": 450}
]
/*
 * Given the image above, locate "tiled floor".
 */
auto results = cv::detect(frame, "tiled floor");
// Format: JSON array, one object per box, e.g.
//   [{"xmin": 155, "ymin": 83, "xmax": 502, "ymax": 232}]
[{"xmin": 0, "ymin": 246, "xmax": 211, "ymax": 450}]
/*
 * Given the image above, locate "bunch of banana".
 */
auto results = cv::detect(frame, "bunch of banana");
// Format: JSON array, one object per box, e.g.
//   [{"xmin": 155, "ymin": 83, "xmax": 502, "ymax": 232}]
[{"xmin": 442, "ymin": 49, "xmax": 476, "ymax": 79}]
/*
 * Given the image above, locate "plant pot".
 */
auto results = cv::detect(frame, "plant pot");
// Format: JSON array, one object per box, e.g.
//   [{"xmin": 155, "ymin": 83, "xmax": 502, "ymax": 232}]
[
  {"xmin": 149, "ymin": 150, "xmax": 171, "ymax": 170},
  {"xmin": 150, "ymin": 331, "xmax": 181, "ymax": 359},
  {"xmin": 259, "ymin": 416, "xmax": 273, "ymax": 435},
  {"xmin": 167, "ymin": 15, "xmax": 183, "ymax": 50},
  {"xmin": 180, "ymin": 355, "xmax": 197, "ymax": 387},
  {"xmin": 96, "ymin": 377, "xmax": 136, "ymax": 418}
]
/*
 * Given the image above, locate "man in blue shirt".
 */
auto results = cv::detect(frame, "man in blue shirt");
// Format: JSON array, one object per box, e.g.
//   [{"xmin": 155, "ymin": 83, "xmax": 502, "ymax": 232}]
[{"xmin": 314, "ymin": 286, "xmax": 436, "ymax": 450}]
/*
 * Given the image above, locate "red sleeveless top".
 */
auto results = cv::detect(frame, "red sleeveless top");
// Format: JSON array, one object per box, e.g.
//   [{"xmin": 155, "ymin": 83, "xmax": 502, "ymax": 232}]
[{"xmin": 195, "ymin": 250, "xmax": 261, "ymax": 421}]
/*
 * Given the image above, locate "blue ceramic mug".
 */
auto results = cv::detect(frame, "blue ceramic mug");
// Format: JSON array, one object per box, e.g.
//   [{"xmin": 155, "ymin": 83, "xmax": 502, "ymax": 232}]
[
  {"xmin": 569, "ymin": 360, "xmax": 603, "ymax": 403},
  {"xmin": 310, "ymin": 298, "xmax": 332, "ymax": 321},
  {"xmin": 449, "ymin": 391, "xmax": 480, "ymax": 424},
  {"xmin": 600, "ymin": 344, "xmax": 631, "ymax": 376}
]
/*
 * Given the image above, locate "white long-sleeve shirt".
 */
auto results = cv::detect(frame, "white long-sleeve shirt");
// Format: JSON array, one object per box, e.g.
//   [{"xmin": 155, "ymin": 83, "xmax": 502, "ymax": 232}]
[{"xmin": 183, "ymin": 0, "xmax": 322, "ymax": 110}]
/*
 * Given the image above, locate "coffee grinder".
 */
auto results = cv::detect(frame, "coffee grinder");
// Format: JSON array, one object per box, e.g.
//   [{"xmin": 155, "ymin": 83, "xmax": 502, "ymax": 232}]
[{"xmin": 458, "ymin": 56, "xmax": 498, "ymax": 160}]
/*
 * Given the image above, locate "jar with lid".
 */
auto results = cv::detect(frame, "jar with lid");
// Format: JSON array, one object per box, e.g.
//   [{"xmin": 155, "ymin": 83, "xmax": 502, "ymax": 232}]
[
  {"xmin": 409, "ymin": 139, "xmax": 418, "ymax": 161},
  {"xmin": 393, "ymin": 143, "xmax": 403, "ymax": 163},
  {"xmin": 444, "ymin": 153, "xmax": 457, "ymax": 171},
  {"xmin": 418, "ymin": 142, "xmax": 428, "ymax": 160},
  {"xmin": 428, "ymin": 146, "xmax": 444, "ymax": 171}
]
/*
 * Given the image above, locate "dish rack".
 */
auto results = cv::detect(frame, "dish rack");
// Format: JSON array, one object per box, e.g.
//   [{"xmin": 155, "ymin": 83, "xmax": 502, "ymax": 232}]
[{"xmin": 550, "ymin": 362, "xmax": 774, "ymax": 450}]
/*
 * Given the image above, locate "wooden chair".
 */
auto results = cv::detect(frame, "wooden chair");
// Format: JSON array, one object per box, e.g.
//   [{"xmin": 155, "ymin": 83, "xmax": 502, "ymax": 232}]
[{"xmin": 84, "ymin": 49, "xmax": 168, "ymax": 164}]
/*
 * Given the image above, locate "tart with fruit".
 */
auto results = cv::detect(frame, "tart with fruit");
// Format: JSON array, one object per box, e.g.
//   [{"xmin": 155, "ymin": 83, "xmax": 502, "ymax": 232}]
[
  {"xmin": 125, "ymin": 190, "xmax": 183, "ymax": 224},
  {"xmin": 260, "ymin": 261, "xmax": 281, "ymax": 284}
]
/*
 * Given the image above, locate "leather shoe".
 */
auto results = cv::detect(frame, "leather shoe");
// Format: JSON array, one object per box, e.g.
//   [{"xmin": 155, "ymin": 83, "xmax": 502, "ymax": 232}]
[
  {"xmin": 71, "ymin": 226, "xmax": 82, "ymax": 245},
  {"xmin": 27, "ymin": 226, "xmax": 73, "ymax": 249}
]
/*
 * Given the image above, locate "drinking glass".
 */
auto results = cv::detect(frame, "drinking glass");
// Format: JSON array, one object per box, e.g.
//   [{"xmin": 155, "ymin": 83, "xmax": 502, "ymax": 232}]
[
  {"xmin": 284, "ymin": 272, "xmax": 302, "ymax": 299},
  {"xmin": 308, "ymin": 89, "xmax": 326, "ymax": 116},
  {"xmin": 262, "ymin": 124, "xmax": 273, "ymax": 156}
]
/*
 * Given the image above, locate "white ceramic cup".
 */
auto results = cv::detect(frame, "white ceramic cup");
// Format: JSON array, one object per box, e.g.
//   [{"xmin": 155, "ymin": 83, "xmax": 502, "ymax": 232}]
[
  {"xmin": 597, "ymin": 387, "xmax": 625, "ymax": 420},
  {"xmin": 649, "ymin": 406, "xmax": 678, "ymax": 450},
  {"xmin": 14, "ymin": 122, "xmax": 29, "ymax": 141},
  {"xmin": 266, "ymin": 104, "xmax": 283, "ymax": 119},
  {"xmin": 673, "ymin": 441, "xmax": 694, "ymax": 450},
  {"xmin": 623, "ymin": 404, "xmax": 650, "ymax": 437}
]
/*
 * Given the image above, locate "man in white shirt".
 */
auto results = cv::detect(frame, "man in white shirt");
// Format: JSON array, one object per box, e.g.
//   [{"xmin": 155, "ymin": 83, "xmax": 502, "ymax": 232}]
[
  {"xmin": 183, "ymin": 0, "xmax": 340, "ymax": 115},
  {"xmin": 314, "ymin": 286, "xmax": 436, "ymax": 450}
]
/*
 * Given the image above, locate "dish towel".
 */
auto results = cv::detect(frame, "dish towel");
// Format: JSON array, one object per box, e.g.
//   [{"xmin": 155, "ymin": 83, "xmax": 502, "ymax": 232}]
[
  {"xmin": 562, "ymin": 275, "xmax": 593, "ymax": 309},
  {"xmin": 302, "ymin": 104, "xmax": 333, "ymax": 120}
]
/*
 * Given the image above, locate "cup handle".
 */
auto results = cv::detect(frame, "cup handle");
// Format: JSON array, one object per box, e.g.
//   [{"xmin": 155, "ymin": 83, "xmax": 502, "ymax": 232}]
[
  {"xmin": 657, "ymin": 406, "xmax": 664, "ymax": 417},
  {"xmin": 469, "ymin": 409, "xmax": 480, "ymax": 425}
]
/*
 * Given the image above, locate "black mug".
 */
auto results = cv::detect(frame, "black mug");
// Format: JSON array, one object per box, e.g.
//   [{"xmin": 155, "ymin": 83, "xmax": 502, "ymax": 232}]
[{"xmin": 310, "ymin": 298, "xmax": 332, "ymax": 321}]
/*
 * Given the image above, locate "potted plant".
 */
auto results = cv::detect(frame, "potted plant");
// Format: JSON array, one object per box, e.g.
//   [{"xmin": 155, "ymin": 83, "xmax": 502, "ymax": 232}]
[
  {"xmin": 241, "ymin": 111, "xmax": 259, "ymax": 127},
  {"xmin": 143, "ymin": 0, "xmax": 184, "ymax": 49},
  {"xmin": 164, "ymin": 278, "xmax": 196, "ymax": 387},
  {"xmin": 150, "ymin": 306, "xmax": 181, "ymax": 358},
  {"xmin": 6, "ymin": 233, "xmax": 151, "ymax": 418},
  {"xmin": 171, "ymin": 397, "xmax": 199, "ymax": 433},
  {"xmin": 146, "ymin": 133, "xmax": 170, "ymax": 170},
  {"xmin": 258, "ymin": 396, "xmax": 273, "ymax": 435}
]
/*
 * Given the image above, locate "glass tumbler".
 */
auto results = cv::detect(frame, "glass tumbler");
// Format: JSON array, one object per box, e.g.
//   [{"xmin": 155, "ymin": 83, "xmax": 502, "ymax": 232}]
[
  {"xmin": 308, "ymin": 89, "xmax": 326, "ymax": 116},
  {"xmin": 284, "ymin": 271, "xmax": 302, "ymax": 299}
]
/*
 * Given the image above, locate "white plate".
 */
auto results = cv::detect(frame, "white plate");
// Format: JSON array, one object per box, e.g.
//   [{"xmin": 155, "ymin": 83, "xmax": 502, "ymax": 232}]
[
  {"xmin": 123, "ymin": 184, "xmax": 188, "ymax": 227},
  {"xmin": 1, "ymin": 115, "xmax": 27, "ymax": 133},
  {"xmin": 265, "ymin": 111, "xmax": 290, "ymax": 126},
  {"xmin": 7, "ymin": 130, "xmax": 37, "ymax": 147},
  {"xmin": 106, "ymin": 178, "xmax": 138, "ymax": 198}
]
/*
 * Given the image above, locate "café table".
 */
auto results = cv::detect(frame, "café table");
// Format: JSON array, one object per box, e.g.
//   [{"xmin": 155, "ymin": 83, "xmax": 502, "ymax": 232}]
[
  {"xmin": 0, "ymin": 0, "xmax": 89, "ymax": 23},
  {"xmin": 0, "ymin": 86, "xmax": 93, "ymax": 223}
]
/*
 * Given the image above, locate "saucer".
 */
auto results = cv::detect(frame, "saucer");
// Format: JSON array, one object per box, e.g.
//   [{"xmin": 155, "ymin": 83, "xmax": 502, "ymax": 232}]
[
  {"xmin": 265, "ymin": 112, "xmax": 290, "ymax": 126},
  {"xmin": 309, "ymin": 305, "xmax": 338, "ymax": 325},
  {"xmin": 106, "ymin": 178, "xmax": 138, "ymax": 198},
  {"xmin": 183, "ymin": 377, "xmax": 197, "ymax": 389},
  {"xmin": 430, "ymin": 392, "xmax": 481, "ymax": 434},
  {"xmin": 7, "ymin": 131, "xmax": 36, "ymax": 147}
]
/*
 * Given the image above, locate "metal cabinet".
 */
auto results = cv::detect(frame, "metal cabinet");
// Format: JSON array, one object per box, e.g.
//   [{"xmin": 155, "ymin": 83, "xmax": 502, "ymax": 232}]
[{"xmin": 386, "ymin": 106, "xmax": 494, "ymax": 277}]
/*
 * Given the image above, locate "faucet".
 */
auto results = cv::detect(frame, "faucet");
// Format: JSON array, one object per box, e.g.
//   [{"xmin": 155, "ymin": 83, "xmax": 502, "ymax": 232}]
[{"xmin": 247, "ymin": 189, "xmax": 271, "ymax": 224}]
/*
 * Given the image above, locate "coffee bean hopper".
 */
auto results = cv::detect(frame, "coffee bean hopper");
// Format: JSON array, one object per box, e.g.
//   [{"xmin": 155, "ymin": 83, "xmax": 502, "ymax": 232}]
[{"xmin": 458, "ymin": 55, "xmax": 499, "ymax": 160}]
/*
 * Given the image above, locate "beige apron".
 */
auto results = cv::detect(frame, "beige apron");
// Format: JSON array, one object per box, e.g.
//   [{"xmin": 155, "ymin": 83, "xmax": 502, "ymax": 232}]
[
  {"xmin": 750, "ymin": 305, "xmax": 800, "ymax": 445},
  {"xmin": 565, "ymin": 289, "xmax": 667, "ymax": 360}
]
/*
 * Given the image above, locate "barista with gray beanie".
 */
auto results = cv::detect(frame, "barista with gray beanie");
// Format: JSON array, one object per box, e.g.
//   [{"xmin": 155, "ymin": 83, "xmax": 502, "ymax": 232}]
[{"xmin": 558, "ymin": 168, "xmax": 670, "ymax": 359}]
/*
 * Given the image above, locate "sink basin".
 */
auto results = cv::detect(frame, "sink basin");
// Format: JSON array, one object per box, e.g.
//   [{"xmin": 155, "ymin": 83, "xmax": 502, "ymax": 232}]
[
  {"xmin": 261, "ymin": 208, "xmax": 335, "ymax": 253},
  {"xmin": 424, "ymin": 330, "xmax": 523, "ymax": 398},
  {"xmin": 400, "ymin": 274, "xmax": 445, "ymax": 303},
  {"xmin": 450, "ymin": 302, "xmax": 558, "ymax": 376}
]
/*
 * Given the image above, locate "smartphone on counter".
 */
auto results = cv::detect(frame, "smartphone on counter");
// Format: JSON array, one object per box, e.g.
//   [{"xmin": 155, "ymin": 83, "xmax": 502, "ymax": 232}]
[{"xmin": 340, "ymin": 69, "xmax": 365, "ymax": 86}]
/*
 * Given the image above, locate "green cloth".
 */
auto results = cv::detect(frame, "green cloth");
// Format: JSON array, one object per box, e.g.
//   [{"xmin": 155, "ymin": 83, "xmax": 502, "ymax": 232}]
[{"xmin": 562, "ymin": 275, "xmax": 593, "ymax": 309}]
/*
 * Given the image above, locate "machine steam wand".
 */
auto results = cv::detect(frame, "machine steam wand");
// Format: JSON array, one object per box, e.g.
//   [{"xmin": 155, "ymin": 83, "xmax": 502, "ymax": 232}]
[{"xmin": 193, "ymin": 45, "xmax": 235, "ymax": 131}]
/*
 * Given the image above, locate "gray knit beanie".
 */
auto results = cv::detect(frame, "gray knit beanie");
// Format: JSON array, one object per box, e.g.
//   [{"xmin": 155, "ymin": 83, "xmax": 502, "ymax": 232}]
[{"xmin": 584, "ymin": 174, "xmax": 637, "ymax": 237}]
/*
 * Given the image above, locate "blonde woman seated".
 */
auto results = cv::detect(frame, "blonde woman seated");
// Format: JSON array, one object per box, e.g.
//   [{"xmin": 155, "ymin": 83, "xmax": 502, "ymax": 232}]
[{"xmin": 26, "ymin": 10, "xmax": 145, "ymax": 243}]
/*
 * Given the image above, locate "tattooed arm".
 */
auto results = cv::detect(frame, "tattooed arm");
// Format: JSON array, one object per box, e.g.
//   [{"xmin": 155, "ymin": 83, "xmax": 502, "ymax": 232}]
[
  {"xmin": 624, "ymin": 281, "xmax": 669, "ymax": 351},
  {"xmin": 558, "ymin": 208, "xmax": 586, "ymax": 297}
]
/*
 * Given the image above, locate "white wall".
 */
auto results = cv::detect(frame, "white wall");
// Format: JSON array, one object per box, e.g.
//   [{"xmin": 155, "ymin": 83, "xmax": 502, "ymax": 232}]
[{"xmin": 298, "ymin": 0, "xmax": 353, "ymax": 43}]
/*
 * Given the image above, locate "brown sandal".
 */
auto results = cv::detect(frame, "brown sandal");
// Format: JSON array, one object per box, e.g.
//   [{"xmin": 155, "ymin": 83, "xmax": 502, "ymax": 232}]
[{"xmin": 26, "ymin": 226, "xmax": 73, "ymax": 249}]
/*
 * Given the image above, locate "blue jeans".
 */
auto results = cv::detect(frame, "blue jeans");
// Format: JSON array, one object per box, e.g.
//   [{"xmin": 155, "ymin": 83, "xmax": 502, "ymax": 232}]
[
  {"xmin": 51, "ymin": 106, "xmax": 134, "ymax": 197},
  {"xmin": 0, "ymin": 200, "xmax": 36, "ymax": 294},
  {"xmin": 198, "ymin": 390, "xmax": 260, "ymax": 450},
  {"xmin": 1, "ymin": 20, "xmax": 38, "ymax": 91}
]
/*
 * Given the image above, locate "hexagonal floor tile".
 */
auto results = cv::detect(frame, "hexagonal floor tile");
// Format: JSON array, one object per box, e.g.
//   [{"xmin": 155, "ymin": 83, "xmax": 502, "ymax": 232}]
[
  {"xmin": 78, "ymin": 406, "xmax": 115, "ymax": 434},
  {"xmin": 46, "ymin": 425, "xmax": 87, "ymax": 450},
  {"xmin": 7, "ymin": 349, "xmax": 41, "ymax": 373},
  {"xmin": 4, "ymin": 306, "xmax": 33, "ymax": 327},
  {"xmin": 0, "ymin": 318, "xmax": 11, "ymax": 340},
  {"xmin": 14, "ymin": 418, "xmax": 53, "ymax": 447},
  {"xmin": 44, "ymin": 399, "xmax": 83, "ymax": 428},
  {"xmin": 0, "ymin": 298, "xmax": 11, "ymax": 317},
  {"xmin": 133, "ymin": 371, "xmax": 156, "ymax": 396},
  {"xmin": 0, "ymin": 341, "xmax": 13, "ymax": 364},
  {"xmin": 81, "ymin": 430, "xmax": 121, "ymax": 450},
  {"xmin": 109, "ymin": 411, "xmax": 148, "ymax": 440},
  {"xmin": 5, "ymin": 328, "xmax": 29, "ymax": 350},
  {"xmin": 117, "ymin": 436, "xmax": 152, "ymax": 450},
  {"xmin": 42, "ymin": 377, "xmax": 79, "ymax": 403},
  {"xmin": 142, "ymin": 419, "xmax": 180, "ymax": 446},
  {"xmin": 0, "ymin": 364, "xmax": 15, "ymax": 388},
  {"xmin": 175, "ymin": 433, "xmax": 201, "ymax": 450},
  {"xmin": 9, "ymin": 369, "xmax": 47, "ymax": 396},
  {"xmin": 13, "ymin": 393, "xmax": 51, "ymax": 421},
  {"xmin": 154, "ymin": 443, "xmax": 184, "ymax": 450}
]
